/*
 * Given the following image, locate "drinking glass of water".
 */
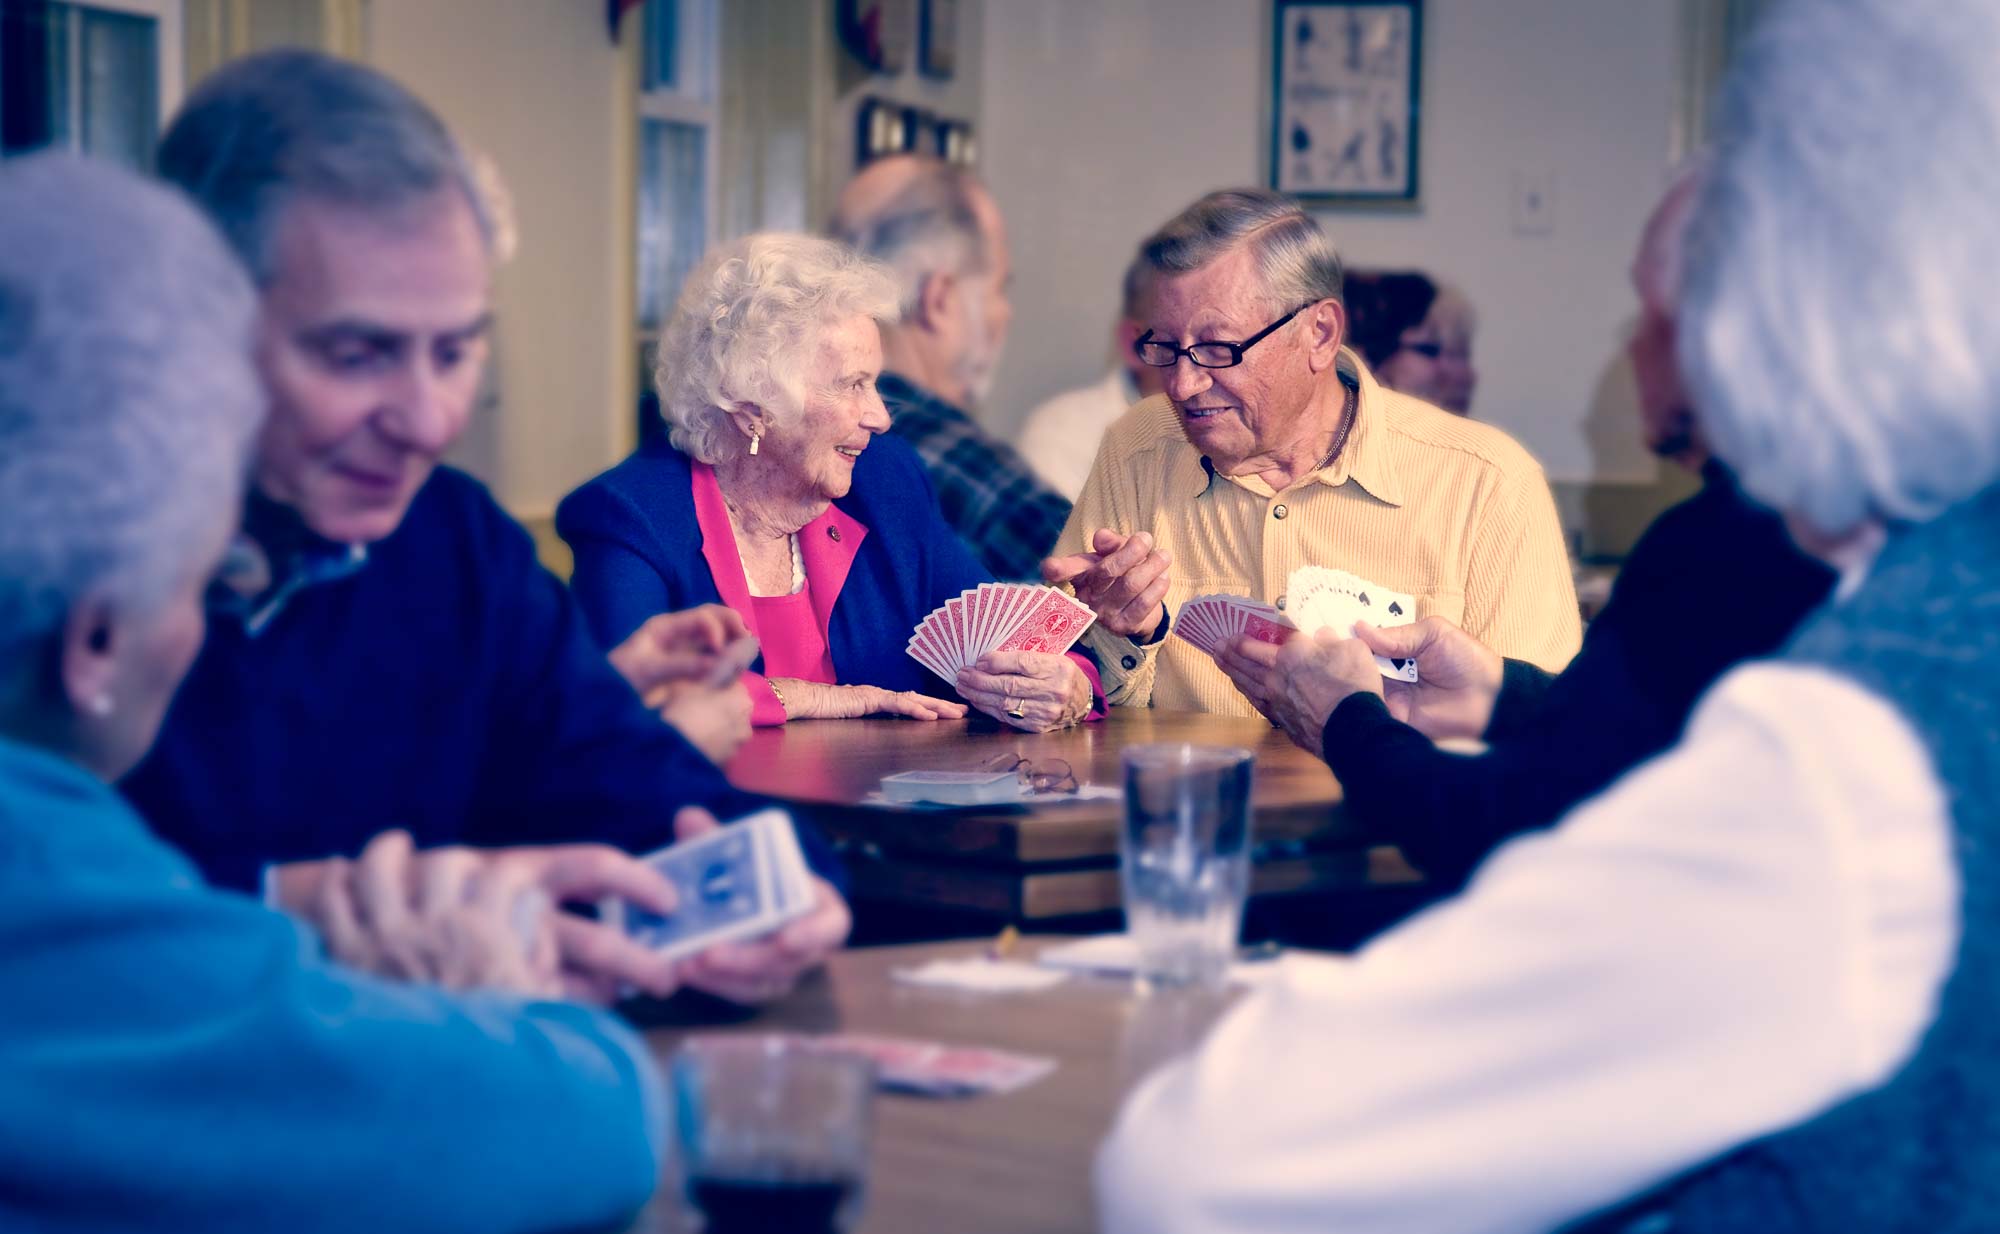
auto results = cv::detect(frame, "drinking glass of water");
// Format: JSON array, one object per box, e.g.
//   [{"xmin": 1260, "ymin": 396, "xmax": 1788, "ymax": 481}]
[
  {"xmin": 672, "ymin": 1036, "xmax": 875, "ymax": 1234},
  {"xmin": 1118, "ymin": 743, "xmax": 1255, "ymax": 988}
]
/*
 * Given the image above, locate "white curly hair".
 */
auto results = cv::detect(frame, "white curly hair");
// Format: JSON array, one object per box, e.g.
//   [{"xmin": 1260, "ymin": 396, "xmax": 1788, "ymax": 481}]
[{"xmin": 654, "ymin": 233, "xmax": 900, "ymax": 463}]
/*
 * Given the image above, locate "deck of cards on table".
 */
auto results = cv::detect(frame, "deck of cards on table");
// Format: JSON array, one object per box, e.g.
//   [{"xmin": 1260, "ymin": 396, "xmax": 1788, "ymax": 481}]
[
  {"xmin": 905, "ymin": 582, "xmax": 1096, "ymax": 680},
  {"xmin": 599, "ymin": 809, "xmax": 816, "ymax": 962},
  {"xmin": 1175, "ymin": 566, "xmax": 1421, "ymax": 682}
]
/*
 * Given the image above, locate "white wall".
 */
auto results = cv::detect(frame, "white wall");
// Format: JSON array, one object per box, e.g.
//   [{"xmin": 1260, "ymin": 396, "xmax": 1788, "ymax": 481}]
[
  {"xmin": 979, "ymin": 0, "xmax": 1679, "ymax": 485},
  {"xmin": 370, "ymin": 1, "xmax": 636, "ymax": 517}
]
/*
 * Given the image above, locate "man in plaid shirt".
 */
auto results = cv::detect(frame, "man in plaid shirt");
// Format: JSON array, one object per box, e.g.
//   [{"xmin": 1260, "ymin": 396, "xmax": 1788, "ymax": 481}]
[{"xmin": 834, "ymin": 156, "xmax": 1076, "ymax": 582}]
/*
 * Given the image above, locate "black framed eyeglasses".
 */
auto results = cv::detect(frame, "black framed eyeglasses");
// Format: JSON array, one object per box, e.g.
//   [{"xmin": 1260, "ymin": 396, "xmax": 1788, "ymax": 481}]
[{"xmin": 1134, "ymin": 302, "xmax": 1313, "ymax": 370}]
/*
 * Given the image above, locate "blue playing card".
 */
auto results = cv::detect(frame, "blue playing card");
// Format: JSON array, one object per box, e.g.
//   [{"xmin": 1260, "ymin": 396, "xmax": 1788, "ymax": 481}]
[
  {"xmin": 625, "ymin": 826, "xmax": 768, "ymax": 952},
  {"xmin": 604, "ymin": 810, "xmax": 815, "ymax": 962}
]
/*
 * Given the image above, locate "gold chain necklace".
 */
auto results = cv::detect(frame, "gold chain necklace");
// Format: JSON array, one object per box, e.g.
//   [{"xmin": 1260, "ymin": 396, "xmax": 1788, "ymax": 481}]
[{"xmin": 1312, "ymin": 381, "xmax": 1359, "ymax": 473}]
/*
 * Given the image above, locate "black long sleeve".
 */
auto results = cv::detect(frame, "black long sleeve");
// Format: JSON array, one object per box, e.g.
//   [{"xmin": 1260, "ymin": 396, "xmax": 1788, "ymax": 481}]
[{"xmin": 1319, "ymin": 465, "xmax": 1835, "ymax": 887}]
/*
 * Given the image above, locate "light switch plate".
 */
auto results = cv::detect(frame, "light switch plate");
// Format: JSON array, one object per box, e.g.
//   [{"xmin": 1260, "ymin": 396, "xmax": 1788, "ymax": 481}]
[{"xmin": 1512, "ymin": 168, "xmax": 1556, "ymax": 234}]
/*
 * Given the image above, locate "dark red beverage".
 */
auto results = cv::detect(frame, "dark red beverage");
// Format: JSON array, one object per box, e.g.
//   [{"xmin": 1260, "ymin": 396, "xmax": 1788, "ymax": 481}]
[{"xmin": 687, "ymin": 1169, "xmax": 859, "ymax": 1233}]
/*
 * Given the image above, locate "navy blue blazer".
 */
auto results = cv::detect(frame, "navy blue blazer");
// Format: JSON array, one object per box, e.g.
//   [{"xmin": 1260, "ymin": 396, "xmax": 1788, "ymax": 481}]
[{"xmin": 557, "ymin": 433, "xmax": 995, "ymax": 697}]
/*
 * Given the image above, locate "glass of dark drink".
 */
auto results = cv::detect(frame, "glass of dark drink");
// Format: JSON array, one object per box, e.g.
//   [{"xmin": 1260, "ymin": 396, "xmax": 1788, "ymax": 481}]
[{"xmin": 672, "ymin": 1036, "xmax": 875, "ymax": 1234}]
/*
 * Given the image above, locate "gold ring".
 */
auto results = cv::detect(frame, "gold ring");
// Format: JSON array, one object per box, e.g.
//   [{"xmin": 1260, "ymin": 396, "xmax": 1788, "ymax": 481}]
[{"xmin": 1005, "ymin": 697, "xmax": 1026, "ymax": 719}]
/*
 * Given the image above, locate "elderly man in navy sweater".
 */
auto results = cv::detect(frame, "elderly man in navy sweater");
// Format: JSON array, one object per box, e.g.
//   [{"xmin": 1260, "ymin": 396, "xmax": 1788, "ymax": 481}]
[{"xmin": 120, "ymin": 50, "xmax": 850, "ymax": 1007}]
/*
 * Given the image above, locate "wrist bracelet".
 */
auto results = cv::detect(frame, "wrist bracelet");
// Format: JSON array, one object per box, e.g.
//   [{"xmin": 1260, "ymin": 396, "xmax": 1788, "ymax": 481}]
[{"xmin": 767, "ymin": 678, "xmax": 788, "ymax": 716}]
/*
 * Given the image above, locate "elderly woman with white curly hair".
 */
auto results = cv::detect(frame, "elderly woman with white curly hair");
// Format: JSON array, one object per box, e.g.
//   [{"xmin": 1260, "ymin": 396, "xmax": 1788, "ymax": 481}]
[
  {"xmin": 559, "ymin": 232, "xmax": 1103, "ymax": 731},
  {"xmin": 1097, "ymin": 1, "xmax": 2000, "ymax": 1231},
  {"xmin": 0, "ymin": 156, "xmax": 675, "ymax": 1233}
]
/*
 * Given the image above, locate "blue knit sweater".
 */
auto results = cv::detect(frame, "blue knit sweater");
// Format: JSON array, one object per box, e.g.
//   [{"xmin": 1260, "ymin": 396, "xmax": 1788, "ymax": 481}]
[
  {"xmin": 0, "ymin": 736, "xmax": 664, "ymax": 1233},
  {"xmin": 120, "ymin": 467, "xmax": 835, "ymax": 891}
]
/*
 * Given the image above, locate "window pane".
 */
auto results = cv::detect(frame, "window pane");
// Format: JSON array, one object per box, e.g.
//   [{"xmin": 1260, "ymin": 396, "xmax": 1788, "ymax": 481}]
[
  {"xmin": 642, "ymin": 0, "xmax": 679, "ymax": 91},
  {"xmin": 637, "ymin": 117, "xmax": 706, "ymax": 331},
  {"xmin": 1, "ymin": 1, "xmax": 70, "ymax": 156},
  {"xmin": 0, "ymin": 1, "xmax": 155, "ymax": 168},
  {"xmin": 79, "ymin": 8, "xmax": 154, "ymax": 167}
]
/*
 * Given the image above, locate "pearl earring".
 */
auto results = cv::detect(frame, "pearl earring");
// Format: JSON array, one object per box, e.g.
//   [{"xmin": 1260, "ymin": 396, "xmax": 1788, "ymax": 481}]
[
  {"xmin": 86, "ymin": 694, "xmax": 114, "ymax": 718},
  {"xmin": 749, "ymin": 431, "xmax": 761, "ymax": 456}
]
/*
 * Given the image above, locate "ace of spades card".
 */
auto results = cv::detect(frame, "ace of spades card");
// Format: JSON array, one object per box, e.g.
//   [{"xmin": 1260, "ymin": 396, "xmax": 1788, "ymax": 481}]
[{"xmin": 1283, "ymin": 565, "xmax": 1421, "ymax": 682}]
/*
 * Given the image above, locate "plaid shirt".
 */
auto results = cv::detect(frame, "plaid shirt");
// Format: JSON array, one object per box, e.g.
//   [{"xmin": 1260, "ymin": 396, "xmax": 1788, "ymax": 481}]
[{"xmin": 879, "ymin": 371, "xmax": 1074, "ymax": 582}]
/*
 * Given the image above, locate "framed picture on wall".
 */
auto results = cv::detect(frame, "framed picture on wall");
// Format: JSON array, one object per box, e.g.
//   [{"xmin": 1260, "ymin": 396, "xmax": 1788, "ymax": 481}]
[{"xmin": 1270, "ymin": 0, "xmax": 1423, "ymax": 205}]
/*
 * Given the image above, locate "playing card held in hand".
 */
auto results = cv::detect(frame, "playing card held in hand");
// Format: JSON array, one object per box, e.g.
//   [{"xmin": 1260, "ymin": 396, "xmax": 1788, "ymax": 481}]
[
  {"xmin": 1174, "ymin": 594, "xmax": 1295, "ymax": 656},
  {"xmin": 598, "ymin": 809, "xmax": 816, "ymax": 962},
  {"xmin": 1284, "ymin": 565, "xmax": 1420, "ymax": 682},
  {"xmin": 906, "ymin": 583, "xmax": 1096, "ymax": 681}
]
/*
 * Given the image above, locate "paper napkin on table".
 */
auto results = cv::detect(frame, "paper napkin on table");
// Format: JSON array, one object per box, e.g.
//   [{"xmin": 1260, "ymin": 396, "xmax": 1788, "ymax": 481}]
[{"xmin": 891, "ymin": 958, "xmax": 1071, "ymax": 993}]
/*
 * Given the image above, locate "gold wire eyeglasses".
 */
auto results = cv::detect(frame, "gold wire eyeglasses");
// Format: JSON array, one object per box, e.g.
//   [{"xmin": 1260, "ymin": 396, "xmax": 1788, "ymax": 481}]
[{"xmin": 982, "ymin": 753, "xmax": 1081, "ymax": 795}]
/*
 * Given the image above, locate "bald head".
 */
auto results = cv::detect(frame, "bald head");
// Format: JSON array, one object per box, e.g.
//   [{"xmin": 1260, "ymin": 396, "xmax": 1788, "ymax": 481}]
[
  {"xmin": 830, "ymin": 155, "xmax": 1012, "ymax": 406},
  {"xmin": 830, "ymin": 154, "xmax": 932, "ymax": 238},
  {"xmin": 1632, "ymin": 160, "xmax": 1705, "ymax": 317},
  {"xmin": 830, "ymin": 155, "xmax": 999, "ymax": 313},
  {"xmin": 1628, "ymin": 161, "xmax": 1709, "ymax": 470}
]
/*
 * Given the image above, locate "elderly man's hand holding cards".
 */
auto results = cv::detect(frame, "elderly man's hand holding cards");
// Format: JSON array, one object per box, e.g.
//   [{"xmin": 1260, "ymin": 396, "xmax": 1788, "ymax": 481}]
[
  {"xmin": 1206, "ymin": 566, "xmax": 1423, "ymax": 753},
  {"xmin": 1283, "ymin": 566, "xmax": 1420, "ymax": 682},
  {"xmin": 600, "ymin": 808, "xmax": 818, "ymax": 966}
]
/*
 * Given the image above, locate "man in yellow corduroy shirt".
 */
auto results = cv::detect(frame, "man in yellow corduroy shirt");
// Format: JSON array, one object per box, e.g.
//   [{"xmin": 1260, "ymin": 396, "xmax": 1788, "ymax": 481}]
[{"xmin": 1042, "ymin": 188, "xmax": 1580, "ymax": 717}]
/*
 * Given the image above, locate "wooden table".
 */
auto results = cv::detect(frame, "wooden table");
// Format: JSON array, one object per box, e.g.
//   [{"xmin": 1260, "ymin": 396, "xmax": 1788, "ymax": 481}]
[
  {"xmin": 626, "ymin": 937, "xmax": 1241, "ymax": 1234},
  {"xmin": 725, "ymin": 709, "xmax": 1416, "ymax": 921}
]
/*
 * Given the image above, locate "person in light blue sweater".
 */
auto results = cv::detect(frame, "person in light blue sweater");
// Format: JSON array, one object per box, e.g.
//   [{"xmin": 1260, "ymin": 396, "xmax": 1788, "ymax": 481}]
[{"xmin": 0, "ymin": 154, "xmax": 666, "ymax": 1232}]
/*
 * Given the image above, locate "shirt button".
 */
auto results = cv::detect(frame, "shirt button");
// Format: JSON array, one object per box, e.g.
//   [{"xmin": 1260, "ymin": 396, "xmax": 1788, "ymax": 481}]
[
  {"xmin": 1273, "ymin": 504, "xmax": 1289, "ymax": 520},
  {"xmin": 1275, "ymin": 596, "xmax": 1287, "ymax": 611},
  {"xmin": 1121, "ymin": 655, "xmax": 1138, "ymax": 670},
  {"xmin": 828, "ymin": 526, "xmax": 842, "ymax": 541}
]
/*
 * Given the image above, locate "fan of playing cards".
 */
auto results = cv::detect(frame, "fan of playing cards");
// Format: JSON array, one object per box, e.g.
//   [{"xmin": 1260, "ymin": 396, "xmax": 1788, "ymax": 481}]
[
  {"xmin": 1174, "ymin": 565, "xmax": 1421, "ymax": 682},
  {"xmin": 599, "ymin": 809, "xmax": 816, "ymax": 963},
  {"xmin": 906, "ymin": 582, "xmax": 1096, "ymax": 680}
]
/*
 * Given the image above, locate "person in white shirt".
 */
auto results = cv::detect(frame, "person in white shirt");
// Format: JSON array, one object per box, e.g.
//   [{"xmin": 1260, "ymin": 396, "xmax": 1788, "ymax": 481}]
[
  {"xmin": 1015, "ymin": 249, "xmax": 1166, "ymax": 499},
  {"xmin": 1095, "ymin": 2, "xmax": 2000, "ymax": 1231}
]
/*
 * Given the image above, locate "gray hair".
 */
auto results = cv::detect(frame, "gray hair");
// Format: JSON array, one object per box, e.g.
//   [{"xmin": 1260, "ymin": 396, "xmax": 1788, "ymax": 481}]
[
  {"xmin": 156, "ymin": 48, "xmax": 491, "ymax": 283},
  {"xmin": 832, "ymin": 161, "xmax": 989, "ymax": 319},
  {"xmin": 0, "ymin": 155, "xmax": 263, "ymax": 659},
  {"xmin": 655, "ymin": 233, "xmax": 901, "ymax": 463},
  {"xmin": 1679, "ymin": 0, "xmax": 2000, "ymax": 536},
  {"xmin": 1139, "ymin": 188, "xmax": 1344, "ymax": 317},
  {"xmin": 1119, "ymin": 245, "xmax": 1157, "ymax": 321}
]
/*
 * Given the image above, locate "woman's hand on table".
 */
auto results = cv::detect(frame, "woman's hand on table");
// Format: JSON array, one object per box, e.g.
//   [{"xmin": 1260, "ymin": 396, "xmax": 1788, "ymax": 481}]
[
  {"xmin": 672, "ymin": 807, "xmax": 853, "ymax": 1005},
  {"xmin": 769, "ymin": 677, "xmax": 968, "ymax": 721},
  {"xmin": 955, "ymin": 650, "xmax": 1093, "ymax": 733}
]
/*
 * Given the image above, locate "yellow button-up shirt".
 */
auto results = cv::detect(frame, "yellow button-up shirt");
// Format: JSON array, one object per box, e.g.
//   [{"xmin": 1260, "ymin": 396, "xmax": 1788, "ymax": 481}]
[{"xmin": 1059, "ymin": 353, "xmax": 1581, "ymax": 715}]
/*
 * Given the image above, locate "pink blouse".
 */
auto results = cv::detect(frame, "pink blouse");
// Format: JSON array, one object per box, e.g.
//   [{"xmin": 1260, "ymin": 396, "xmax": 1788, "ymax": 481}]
[
  {"xmin": 748, "ymin": 589, "xmax": 838, "ymax": 685},
  {"xmin": 690, "ymin": 462, "xmax": 867, "ymax": 725},
  {"xmin": 689, "ymin": 460, "xmax": 1104, "ymax": 726}
]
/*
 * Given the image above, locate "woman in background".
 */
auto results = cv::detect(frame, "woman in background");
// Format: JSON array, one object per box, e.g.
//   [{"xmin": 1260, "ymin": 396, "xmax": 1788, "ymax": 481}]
[{"xmin": 1342, "ymin": 269, "xmax": 1479, "ymax": 415}]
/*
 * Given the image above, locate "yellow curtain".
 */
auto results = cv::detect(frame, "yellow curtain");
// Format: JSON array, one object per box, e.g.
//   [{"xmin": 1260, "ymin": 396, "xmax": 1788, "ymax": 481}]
[{"xmin": 184, "ymin": 0, "xmax": 369, "ymax": 87}]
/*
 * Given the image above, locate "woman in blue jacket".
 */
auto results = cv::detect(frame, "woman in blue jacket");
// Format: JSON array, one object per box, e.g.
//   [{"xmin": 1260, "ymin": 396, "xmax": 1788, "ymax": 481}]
[
  {"xmin": 0, "ymin": 156, "xmax": 663, "ymax": 1234},
  {"xmin": 560, "ymin": 233, "xmax": 1102, "ymax": 733}
]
